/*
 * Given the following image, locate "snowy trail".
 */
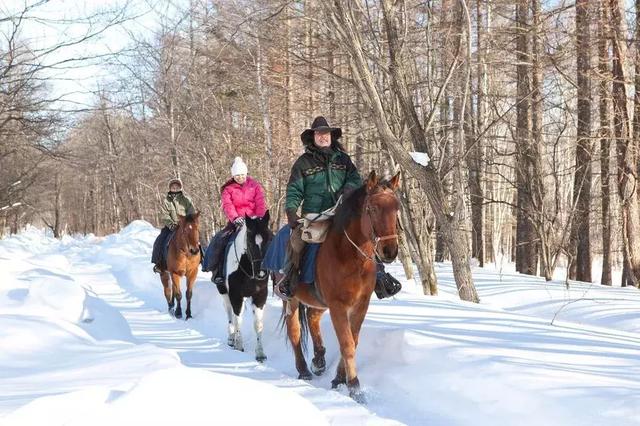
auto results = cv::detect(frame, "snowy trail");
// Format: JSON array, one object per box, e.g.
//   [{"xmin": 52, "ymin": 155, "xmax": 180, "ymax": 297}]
[
  {"xmin": 2, "ymin": 222, "xmax": 640, "ymax": 425},
  {"xmin": 87, "ymin": 271, "xmax": 390, "ymax": 425},
  {"xmin": 55, "ymin": 229, "xmax": 399, "ymax": 425}
]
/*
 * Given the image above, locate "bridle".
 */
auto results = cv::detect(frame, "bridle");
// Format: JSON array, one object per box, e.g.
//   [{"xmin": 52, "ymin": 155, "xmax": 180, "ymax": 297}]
[
  {"xmin": 232, "ymin": 224, "xmax": 268, "ymax": 280},
  {"xmin": 343, "ymin": 191, "xmax": 399, "ymax": 263},
  {"xmin": 175, "ymin": 223, "xmax": 200, "ymax": 256}
]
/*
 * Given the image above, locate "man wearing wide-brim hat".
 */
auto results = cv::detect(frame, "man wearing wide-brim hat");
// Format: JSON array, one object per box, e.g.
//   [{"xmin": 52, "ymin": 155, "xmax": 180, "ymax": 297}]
[
  {"xmin": 264, "ymin": 116, "xmax": 401, "ymax": 300},
  {"xmin": 289, "ymin": 116, "xmax": 358, "ymax": 217},
  {"xmin": 265, "ymin": 116, "xmax": 362, "ymax": 299}
]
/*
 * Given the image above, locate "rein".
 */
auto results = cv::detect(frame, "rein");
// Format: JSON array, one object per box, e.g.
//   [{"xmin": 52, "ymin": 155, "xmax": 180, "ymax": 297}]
[{"xmin": 343, "ymin": 191, "xmax": 398, "ymax": 263}]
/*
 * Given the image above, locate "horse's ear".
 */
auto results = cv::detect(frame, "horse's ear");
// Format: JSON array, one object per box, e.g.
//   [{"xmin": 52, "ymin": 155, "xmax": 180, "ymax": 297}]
[
  {"xmin": 388, "ymin": 172, "xmax": 401, "ymax": 191},
  {"xmin": 194, "ymin": 211, "xmax": 201, "ymax": 219},
  {"xmin": 366, "ymin": 170, "xmax": 378, "ymax": 193},
  {"xmin": 263, "ymin": 210, "xmax": 270, "ymax": 223}
]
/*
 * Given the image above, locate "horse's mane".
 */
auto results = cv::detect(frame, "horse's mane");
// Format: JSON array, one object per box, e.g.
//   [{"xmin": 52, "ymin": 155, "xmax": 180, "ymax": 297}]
[
  {"xmin": 184, "ymin": 213, "xmax": 198, "ymax": 223},
  {"xmin": 332, "ymin": 178, "xmax": 395, "ymax": 233},
  {"xmin": 332, "ymin": 185, "xmax": 367, "ymax": 233},
  {"xmin": 247, "ymin": 217, "xmax": 273, "ymax": 242}
]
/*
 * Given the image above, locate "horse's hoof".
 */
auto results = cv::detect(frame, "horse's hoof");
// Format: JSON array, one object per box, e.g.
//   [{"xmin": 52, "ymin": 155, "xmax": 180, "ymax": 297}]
[
  {"xmin": 185, "ymin": 312, "xmax": 192, "ymax": 320},
  {"xmin": 174, "ymin": 309, "xmax": 182, "ymax": 319},
  {"xmin": 350, "ymin": 389, "xmax": 367, "ymax": 405},
  {"xmin": 311, "ymin": 358, "xmax": 326, "ymax": 376},
  {"xmin": 347, "ymin": 377, "xmax": 365, "ymax": 403},
  {"xmin": 255, "ymin": 354, "xmax": 267, "ymax": 363},
  {"xmin": 298, "ymin": 370, "xmax": 313, "ymax": 381},
  {"xmin": 312, "ymin": 365, "xmax": 326, "ymax": 376},
  {"xmin": 331, "ymin": 377, "xmax": 346, "ymax": 389}
]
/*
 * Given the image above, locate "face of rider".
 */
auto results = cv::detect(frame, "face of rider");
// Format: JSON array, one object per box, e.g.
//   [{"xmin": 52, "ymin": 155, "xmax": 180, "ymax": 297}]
[
  {"xmin": 169, "ymin": 183, "xmax": 181, "ymax": 192},
  {"xmin": 313, "ymin": 130, "xmax": 331, "ymax": 148},
  {"xmin": 233, "ymin": 174, "xmax": 247, "ymax": 184}
]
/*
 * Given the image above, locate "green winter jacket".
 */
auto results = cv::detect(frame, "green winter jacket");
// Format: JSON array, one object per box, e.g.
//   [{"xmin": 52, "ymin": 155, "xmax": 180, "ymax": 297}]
[
  {"xmin": 160, "ymin": 191, "xmax": 196, "ymax": 228},
  {"xmin": 285, "ymin": 144, "xmax": 362, "ymax": 220}
]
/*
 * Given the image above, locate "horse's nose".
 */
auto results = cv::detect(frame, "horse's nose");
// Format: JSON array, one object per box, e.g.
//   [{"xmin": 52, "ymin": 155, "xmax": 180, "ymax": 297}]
[{"xmin": 382, "ymin": 245, "xmax": 398, "ymax": 262}]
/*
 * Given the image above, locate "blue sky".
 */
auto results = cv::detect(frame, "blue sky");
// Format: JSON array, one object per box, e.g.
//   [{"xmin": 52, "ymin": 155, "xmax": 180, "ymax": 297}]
[{"xmin": 1, "ymin": 0, "xmax": 185, "ymax": 110}]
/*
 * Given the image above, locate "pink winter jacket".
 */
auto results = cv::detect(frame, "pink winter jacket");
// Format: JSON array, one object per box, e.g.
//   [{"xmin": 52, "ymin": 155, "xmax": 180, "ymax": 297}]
[{"xmin": 221, "ymin": 176, "xmax": 267, "ymax": 222}]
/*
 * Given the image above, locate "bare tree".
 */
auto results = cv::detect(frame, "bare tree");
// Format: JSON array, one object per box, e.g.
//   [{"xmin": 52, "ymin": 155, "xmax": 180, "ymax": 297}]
[
  {"xmin": 610, "ymin": 0, "xmax": 640, "ymax": 287},
  {"xmin": 598, "ymin": 0, "xmax": 612, "ymax": 286},
  {"xmin": 568, "ymin": 0, "xmax": 593, "ymax": 282}
]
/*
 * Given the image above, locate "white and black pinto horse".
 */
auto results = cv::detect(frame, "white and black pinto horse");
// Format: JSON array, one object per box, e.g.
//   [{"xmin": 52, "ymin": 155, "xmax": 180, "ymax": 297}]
[{"xmin": 216, "ymin": 211, "xmax": 273, "ymax": 362}]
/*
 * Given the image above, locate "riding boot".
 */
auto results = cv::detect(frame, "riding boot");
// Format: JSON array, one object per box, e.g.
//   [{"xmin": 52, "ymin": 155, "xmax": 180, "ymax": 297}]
[
  {"xmin": 276, "ymin": 226, "xmax": 305, "ymax": 300},
  {"xmin": 152, "ymin": 227, "xmax": 171, "ymax": 273},
  {"xmin": 374, "ymin": 264, "xmax": 402, "ymax": 299},
  {"xmin": 207, "ymin": 225, "xmax": 233, "ymax": 283},
  {"xmin": 211, "ymin": 266, "xmax": 224, "ymax": 285}
]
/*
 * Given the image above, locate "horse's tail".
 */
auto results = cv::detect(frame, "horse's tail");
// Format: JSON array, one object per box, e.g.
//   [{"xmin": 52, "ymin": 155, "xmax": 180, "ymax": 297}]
[
  {"xmin": 278, "ymin": 300, "xmax": 309, "ymax": 356},
  {"xmin": 298, "ymin": 303, "xmax": 309, "ymax": 356}
]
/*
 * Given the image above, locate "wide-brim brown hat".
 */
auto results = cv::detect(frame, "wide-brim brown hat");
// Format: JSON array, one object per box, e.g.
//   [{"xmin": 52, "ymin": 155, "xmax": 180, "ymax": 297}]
[{"xmin": 300, "ymin": 116, "xmax": 342, "ymax": 146}]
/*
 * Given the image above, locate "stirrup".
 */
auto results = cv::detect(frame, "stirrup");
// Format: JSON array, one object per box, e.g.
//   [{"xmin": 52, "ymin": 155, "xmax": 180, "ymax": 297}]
[
  {"xmin": 374, "ymin": 272, "xmax": 402, "ymax": 299},
  {"xmin": 153, "ymin": 265, "xmax": 162, "ymax": 274},
  {"xmin": 274, "ymin": 280, "xmax": 293, "ymax": 301}
]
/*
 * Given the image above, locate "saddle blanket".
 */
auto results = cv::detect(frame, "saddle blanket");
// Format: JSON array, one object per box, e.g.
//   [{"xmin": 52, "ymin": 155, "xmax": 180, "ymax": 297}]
[{"xmin": 262, "ymin": 224, "xmax": 319, "ymax": 284}]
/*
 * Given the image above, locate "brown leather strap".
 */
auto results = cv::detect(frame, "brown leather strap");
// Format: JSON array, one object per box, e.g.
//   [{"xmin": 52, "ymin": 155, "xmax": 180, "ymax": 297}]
[{"xmin": 375, "ymin": 234, "xmax": 398, "ymax": 242}]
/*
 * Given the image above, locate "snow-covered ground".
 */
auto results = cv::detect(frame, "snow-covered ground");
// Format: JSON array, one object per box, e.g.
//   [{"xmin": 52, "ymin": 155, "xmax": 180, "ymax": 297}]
[{"xmin": 1, "ymin": 222, "xmax": 639, "ymax": 425}]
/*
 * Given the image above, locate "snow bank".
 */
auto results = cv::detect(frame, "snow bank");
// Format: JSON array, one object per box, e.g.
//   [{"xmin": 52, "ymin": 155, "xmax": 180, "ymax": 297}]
[
  {"xmin": 5, "ymin": 367, "xmax": 328, "ymax": 426},
  {"xmin": 3, "ymin": 223, "xmax": 640, "ymax": 426},
  {"xmin": 0, "ymin": 226, "xmax": 54, "ymax": 257},
  {"xmin": 468, "ymin": 263, "xmax": 640, "ymax": 334}
]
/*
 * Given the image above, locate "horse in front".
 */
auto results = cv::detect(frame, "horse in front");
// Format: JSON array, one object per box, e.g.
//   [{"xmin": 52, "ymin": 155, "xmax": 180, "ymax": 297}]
[{"xmin": 282, "ymin": 171, "xmax": 400, "ymax": 403}]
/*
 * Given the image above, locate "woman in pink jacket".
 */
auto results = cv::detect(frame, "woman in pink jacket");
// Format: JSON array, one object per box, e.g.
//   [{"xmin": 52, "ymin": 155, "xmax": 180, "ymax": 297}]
[
  {"xmin": 205, "ymin": 157, "xmax": 267, "ymax": 285},
  {"xmin": 221, "ymin": 158, "xmax": 267, "ymax": 226}
]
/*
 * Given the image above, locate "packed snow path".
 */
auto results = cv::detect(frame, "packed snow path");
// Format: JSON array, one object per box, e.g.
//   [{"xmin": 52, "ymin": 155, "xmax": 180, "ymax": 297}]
[{"xmin": 2, "ymin": 222, "xmax": 640, "ymax": 425}]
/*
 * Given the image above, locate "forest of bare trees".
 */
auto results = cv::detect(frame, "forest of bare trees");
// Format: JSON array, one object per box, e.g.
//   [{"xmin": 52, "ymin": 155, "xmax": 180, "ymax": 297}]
[{"xmin": 4, "ymin": 0, "xmax": 640, "ymax": 299}]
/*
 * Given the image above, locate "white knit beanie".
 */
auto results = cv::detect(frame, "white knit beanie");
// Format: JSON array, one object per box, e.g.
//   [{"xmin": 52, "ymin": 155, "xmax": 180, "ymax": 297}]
[{"xmin": 231, "ymin": 157, "xmax": 248, "ymax": 176}]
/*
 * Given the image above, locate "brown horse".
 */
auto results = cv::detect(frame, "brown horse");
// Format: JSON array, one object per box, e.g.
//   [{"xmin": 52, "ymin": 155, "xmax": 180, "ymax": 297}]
[
  {"xmin": 282, "ymin": 171, "xmax": 400, "ymax": 403},
  {"xmin": 162, "ymin": 212, "xmax": 202, "ymax": 319}
]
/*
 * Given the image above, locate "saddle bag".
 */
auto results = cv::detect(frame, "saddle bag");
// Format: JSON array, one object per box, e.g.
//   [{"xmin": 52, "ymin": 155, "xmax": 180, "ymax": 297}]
[
  {"xmin": 299, "ymin": 202, "xmax": 338, "ymax": 244},
  {"xmin": 300, "ymin": 216, "xmax": 332, "ymax": 243}
]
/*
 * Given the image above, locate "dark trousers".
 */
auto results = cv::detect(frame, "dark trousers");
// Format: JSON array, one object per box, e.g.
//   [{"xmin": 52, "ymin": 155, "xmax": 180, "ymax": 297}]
[
  {"xmin": 152, "ymin": 227, "xmax": 172, "ymax": 268},
  {"xmin": 207, "ymin": 223, "xmax": 236, "ymax": 278}
]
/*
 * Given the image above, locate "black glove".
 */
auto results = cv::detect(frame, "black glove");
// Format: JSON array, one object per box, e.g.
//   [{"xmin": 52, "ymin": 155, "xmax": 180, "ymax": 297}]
[
  {"xmin": 336, "ymin": 186, "xmax": 355, "ymax": 201},
  {"xmin": 168, "ymin": 223, "xmax": 177, "ymax": 231},
  {"xmin": 233, "ymin": 217, "xmax": 245, "ymax": 227},
  {"xmin": 286, "ymin": 209, "xmax": 301, "ymax": 229}
]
